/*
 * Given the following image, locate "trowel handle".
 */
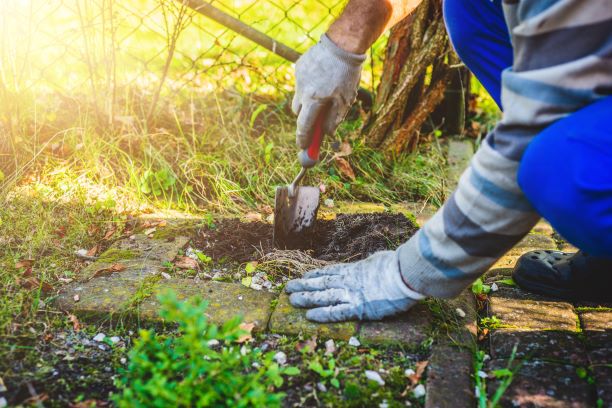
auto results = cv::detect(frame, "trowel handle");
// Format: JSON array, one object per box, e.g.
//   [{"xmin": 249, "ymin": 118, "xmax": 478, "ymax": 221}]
[{"xmin": 298, "ymin": 111, "xmax": 326, "ymax": 168}]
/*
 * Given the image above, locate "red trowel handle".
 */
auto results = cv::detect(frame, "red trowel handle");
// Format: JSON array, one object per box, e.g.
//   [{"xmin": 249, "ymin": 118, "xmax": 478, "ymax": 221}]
[{"xmin": 298, "ymin": 111, "xmax": 326, "ymax": 168}]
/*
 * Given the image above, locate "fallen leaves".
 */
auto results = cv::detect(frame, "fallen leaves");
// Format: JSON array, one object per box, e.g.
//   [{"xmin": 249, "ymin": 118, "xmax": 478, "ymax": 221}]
[
  {"xmin": 237, "ymin": 322, "xmax": 255, "ymax": 343},
  {"xmin": 103, "ymin": 226, "xmax": 117, "ymax": 240},
  {"xmin": 174, "ymin": 256, "xmax": 199, "ymax": 270},
  {"xmin": 15, "ymin": 260, "xmax": 53, "ymax": 293},
  {"xmin": 91, "ymin": 263, "xmax": 126, "ymax": 278},
  {"xmin": 334, "ymin": 157, "xmax": 356, "ymax": 180},
  {"xmin": 296, "ymin": 336, "xmax": 317, "ymax": 354},
  {"xmin": 68, "ymin": 313, "xmax": 81, "ymax": 331}
]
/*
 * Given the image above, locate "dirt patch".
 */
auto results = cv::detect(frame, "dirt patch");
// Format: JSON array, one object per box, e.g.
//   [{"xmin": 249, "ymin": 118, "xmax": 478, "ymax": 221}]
[{"xmin": 193, "ymin": 213, "xmax": 418, "ymax": 264}]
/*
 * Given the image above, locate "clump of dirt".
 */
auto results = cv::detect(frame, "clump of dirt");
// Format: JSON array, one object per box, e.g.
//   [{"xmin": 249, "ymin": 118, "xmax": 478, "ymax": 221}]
[
  {"xmin": 315, "ymin": 213, "xmax": 417, "ymax": 261},
  {"xmin": 193, "ymin": 213, "xmax": 418, "ymax": 264}
]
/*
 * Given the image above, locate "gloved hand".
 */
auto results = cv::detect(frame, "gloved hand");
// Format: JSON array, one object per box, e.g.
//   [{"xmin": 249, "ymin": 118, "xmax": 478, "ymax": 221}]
[
  {"xmin": 292, "ymin": 34, "xmax": 366, "ymax": 149},
  {"xmin": 285, "ymin": 250, "xmax": 425, "ymax": 322}
]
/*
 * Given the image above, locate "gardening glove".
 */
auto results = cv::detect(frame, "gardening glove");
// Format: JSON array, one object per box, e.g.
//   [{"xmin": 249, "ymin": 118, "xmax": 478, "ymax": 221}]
[
  {"xmin": 292, "ymin": 34, "xmax": 366, "ymax": 149},
  {"xmin": 285, "ymin": 250, "xmax": 425, "ymax": 322}
]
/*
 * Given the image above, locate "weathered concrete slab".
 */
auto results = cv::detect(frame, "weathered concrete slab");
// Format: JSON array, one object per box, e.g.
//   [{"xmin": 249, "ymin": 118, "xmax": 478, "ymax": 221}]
[
  {"xmin": 79, "ymin": 234, "xmax": 189, "ymax": 281},
  {"xmin": 425, "ymin": 345, "xmax": 474, "ymax": 408},
  {"xmin": 589, "ymin": 348, "xmax": 612, "ymax": 407},
  {"xmin": 580, "ymin": 310, "xmax": 612, "ymax": 348},
  {"xmin": 532, "ymin": 219, "xmax": 555, "ymax": 237},
  {"xmin": 486, "ymin": 359, "xmax": 595, "ymax": 407},
  {"xmin": 490, "ymin": 234, "xmax": 558, "ymax": 270},
  {"xmin": 360, "ymin": 304, "xmax": 432, "ymax": 347},
  {"xmin": 56, "ymin": 278, "xmax": 274, "ymax": 331},
  {"xmin": 490, "ymin": 329, "xmax": 587, "ymax": 365},
  {"xmin": 268, "ymin": 293, "xmax": 357, "ymax": 340},
  {"xmin": 488, "ymin": 287, "xmax": 578, "ymax": 331}
]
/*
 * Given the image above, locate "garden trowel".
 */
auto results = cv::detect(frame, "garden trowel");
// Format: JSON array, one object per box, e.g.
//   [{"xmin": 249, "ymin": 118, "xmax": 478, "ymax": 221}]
[{"xmin": 273, "ymin": 112, "xmax": 326, "ymax": 249}]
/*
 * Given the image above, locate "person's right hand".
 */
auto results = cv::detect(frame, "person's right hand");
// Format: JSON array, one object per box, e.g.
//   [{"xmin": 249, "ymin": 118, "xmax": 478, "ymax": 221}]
[{"xmin": 292, "ymin": 34, "xmax": 366, "ymax": 149}]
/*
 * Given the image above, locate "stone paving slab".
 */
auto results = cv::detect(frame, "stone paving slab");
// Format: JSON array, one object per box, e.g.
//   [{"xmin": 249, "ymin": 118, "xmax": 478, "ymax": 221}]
[
  {"xmin": 490, "ymin": 329, "xmax": 587, "ymax": 365},
  {"xmin": 56, "ymin": 278, "xmax": 274, "ymax": 331},
  {"xmin": 425, "ymin": 345, "xmax": 474, "ymax": 408},
  {"xmin": 589, "ymin": 348, "xmax": 612, "ymax": 407},
  {"xmin": 580, "ymin": 310, "xmax": 612, "ymax": 348},
  {"xmin": 80, "ymin": 234, "xmax": 189, "ymax": 281},
  {"xmin": 268, "ymin": 293, "xmax": 357, "ymax": 340},
  {"xmin": 490, "ymin": 233, "xmax": 558, "ymax": 270},
  {"xmin": 488, "ymin": 287, "xmax": 578, "ymax": 331},
  {"xmin": 487, "ymin": 359, "xmax": 595, "ymax": 407},
  {"xmin": 446, "ymin": 138, "xmax": 474, "ymax": 194},
  {"xmin": 359, "ymin": 304, "xmax": 432, "ymax": 347}
]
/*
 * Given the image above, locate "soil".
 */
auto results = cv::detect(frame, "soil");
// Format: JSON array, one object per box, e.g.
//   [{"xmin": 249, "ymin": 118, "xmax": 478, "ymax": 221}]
[{"xmin": 193, "ymin": 213, "xmax": 418, "ymax": 264}]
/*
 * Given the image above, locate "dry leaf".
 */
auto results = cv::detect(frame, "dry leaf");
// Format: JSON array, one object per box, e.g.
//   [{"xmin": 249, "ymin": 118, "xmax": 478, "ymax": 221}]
[
  {"xmin": 408, "ymin": 360, "xmax": 429, "ymax": 385},
  {"xmin": 296, "ymin": 336, "xmax": 318, "ymax": 354},
  {"xmin": 68, "ymin": 314, "xmax": 81, "ymax": 331},
  {"xmin": 174, "ymin": 256, "xmax": 199, "ymax": 270},
  {"xmin": 334, "ymin": 157, "xmax": 356, "ymax": 180},
  {"xmin": 86, "ymin": 245, "xmax": 99, "ymax": 257},
  {"xmin": 15, "ymin": 259, "xmax": 34, "ymax": 269},
  {"xmin": 237, "ymin": 322, "xmax": 255, "ymax": 343},
  {"xmin": 144, "ymin": 227, "xmax": 157, "ymax": 236},
  {"xmin": 103, "ymin": 226, "xmax": 117, "ymax": 240},
  {"xmin": 244, "ymin": 212, "xmax": 263, "ymax": 222},
  {"xmin": 333, "ymin": 141, "xmax": 353, "ymax": 158},
  {"xmin": 54, "ymin": 226, "xmax": 67, "ymax": 238},
  {"xmin": 87, "ymin": 224, "xmax": 100, "ymax": 236},
  {"xmin": 157, "ymin": 220, "xmax": 167, "ymax": 227},
  {"xmin": 92, "ymin": 263, "xmax": 127, "ymax": 278}
]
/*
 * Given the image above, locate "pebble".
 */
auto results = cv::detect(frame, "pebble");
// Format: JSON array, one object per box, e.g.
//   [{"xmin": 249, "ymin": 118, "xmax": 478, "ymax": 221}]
[
  {"xmin": 348, "ymin": 337, "xmax": 361, "ymax": 347},
  {"xmin": 455, "ymin": 308, "xmax": 466, "ymax": 318},
  {"xmin": 404, "ymin": 368, "xmax": 416, "ymax": 376},
  {"xmin": 365, "ymin": 370, "xmax": 385, "ymax": 386},
  {"xmin": 120, "ymin": 357, "xmax": 127, "ymax": 364},
  {"xmin": 413, "ymin": 384, "xmax": 426, "ymax": 398},
  {"xmin": 379, "ymin": 401, "xmax": 389, "ymax": 408},
  {"xmin": 93, "ymin": 333, "xmax": 106, "ymax": 342},
  {"xmin": 324, "ymin": 199, "xmax": 334, "ymax": 208},
  {"xmin": 490, "ymin": 282, "xmax": 499, "ymax": 292},
  {"xmin": 250, "ymin": 283, "xmax": 263, "ymax": 291},
  {"xmin": 161, "ymin": 272, "xmax": 171, "ymax": 280},
  {"xmin": 325, "ymin": 339, "xmax": 336, "ymax": 355},
  {"xmin": 317, "ymin": 382, "xmax": 327, "ymax": 392},
  {"xmin": 207, "ymin": 339, "xmax": 220, "ymax": 347},
  {"xmin": 109, "ymin": 336, "xmax": 121, "ymax": 344},
  {"xmin": 0, "ymin": 397, "xmax": 7, "ymax": 408},
  {"xmin": 273, "ymin": 351, "xmax": 287, "ymax": 365}
]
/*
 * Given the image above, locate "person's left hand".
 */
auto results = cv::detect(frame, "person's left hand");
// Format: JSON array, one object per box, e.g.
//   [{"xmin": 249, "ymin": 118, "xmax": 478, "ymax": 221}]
[{"xmin": 285, "ymin": 250, "xmax": 424, "ymax": 322}]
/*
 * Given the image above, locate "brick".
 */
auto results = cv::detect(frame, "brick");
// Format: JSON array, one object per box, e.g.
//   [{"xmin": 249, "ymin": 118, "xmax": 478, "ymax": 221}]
[
  {"xmin": 486, "ymin": 359, "xmax": 595, "ymax": 407},
  {"xmin": 268, "ymin": 293, "xmax": 357, "ymax": 340},
  {"xmin": 589, "ymin": 348, "xmax": 612, "ymax": 407},
  {"xmin": 56, "ymin": 278, "xmax": 274, "ymax": 331},
  {"xmin": 490, "ymin": 329, "xmax": 587, "ymax": 365},
  {"xmin": 425, "ymin": 346, "xmax": 474, "ymax": 408},
  {"xmin": 360, "ymin": 304, "xmax": 432, "ymax": 347},
  {"xmin": 488, "ymin": 287, "xmax": 578, "ymax": 331},
  {"xmin": 581, "ymin": 310, "xmax": 612, "ymax": 348}
]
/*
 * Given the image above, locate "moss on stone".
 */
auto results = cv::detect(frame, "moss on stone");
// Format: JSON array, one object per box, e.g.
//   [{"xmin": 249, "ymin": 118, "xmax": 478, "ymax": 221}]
[{"xmin": 97, "ymin": 248, "xmax": 139, "ymax": 263}]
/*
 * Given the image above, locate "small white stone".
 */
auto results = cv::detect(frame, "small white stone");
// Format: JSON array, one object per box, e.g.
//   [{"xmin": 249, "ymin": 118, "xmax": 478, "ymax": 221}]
[
  {"xmin": 324, "ymin": 198, "xmax": 334, "ymax": 208},
  {"xmin": 317, "ymin": 382, "xmax": 327, "ymax": 392},
  {"xmin": 325, "ymin": 339, "xmax": 336, "ymax": 355},
  {"xmin": 238, "ymin": 296, "xmax": 243, "ymax": 300},
  {"xmin": 240, "ymin": 346, "xmax": 248, "ymax": 356},
  {"xmin": 273, "ymin": 351, "xmax": 287, "ymax": 365},
  {"xmin": 483, "ymin": 354, "xmax": 491, "ymax": 362},
  {"xmin": 109, "ymin": 336, "xmax": 121, "ymax": 344},
  {"xmin": 477, "ymin": 370, "xmax": 488, "ymax": 378},
  {"xmin": 365, "ymin": 370, "xmax": 385, "ymax": 386},
  {"xmin": 120, "ymin": 357, "xmax": 127, "ymax": 364},
  {"xmin": 404, "ymin": 368, "xmax": 416, "ymax": 376},
  {"xmin": 75, "ymin": 249, "xmax": 88, "ymax": 257},
  {"xmin": 161, "ymin": 272, "xmax": 171, "ymax": 280},
  {"xmin": 490, "ymin": 282, "xmax": 499, "ymax": 292},
  {"xmin": 348, "ymin": 336, "xmax": 361, "ymax": 347},
  {"xmin": 413, "ymin": 384, "xmax": 426, "ymax": 398},
  {"xmin": 0, "ymin": 397, "xmax": 7, "ymax": 408},
  {"xmin": 379, "ymin": 400, "xmax": 389, "ymax": 408},
  {"xmin": 455, "ymin": 308, "xmax": 466, "ymax": 318},
  {"xmin": 93, "ymin": 333, "xmax": 106, "ymax": 342},
  {"xmin": 250, "ymin": 283, "xmax": 263, "ymax": 291},
  {"xmin": 207, "ymin": 339, "xmax": 220, "ymax": 347}
]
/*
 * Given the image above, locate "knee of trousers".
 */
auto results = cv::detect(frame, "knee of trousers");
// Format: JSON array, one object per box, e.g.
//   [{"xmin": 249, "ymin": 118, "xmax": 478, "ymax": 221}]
[{"xmin": 518, "ymin": 120, "xmax": 612, "ymax": 256}]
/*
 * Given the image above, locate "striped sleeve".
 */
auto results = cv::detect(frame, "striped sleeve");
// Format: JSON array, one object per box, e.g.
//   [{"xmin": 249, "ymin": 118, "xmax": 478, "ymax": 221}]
[{"xmin": 397, "ymin": 0, "xmax": 612, "ymax": 298}]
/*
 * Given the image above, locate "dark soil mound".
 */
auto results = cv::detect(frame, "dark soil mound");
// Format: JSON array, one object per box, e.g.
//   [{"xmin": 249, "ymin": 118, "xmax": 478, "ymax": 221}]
[
  {"xmin": 315, "ymin": 213, "xmax": 417, "ymax": 261},
  {"xmin": 193, "ymin": 213, "xmax": 418, "ymax": 263}
]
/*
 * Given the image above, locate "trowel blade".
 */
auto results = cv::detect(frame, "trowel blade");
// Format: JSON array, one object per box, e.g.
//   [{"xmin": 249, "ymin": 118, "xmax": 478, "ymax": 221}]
[{"xmin": 273, "ymin": 185, "xmax": 320, "ymax": 249}]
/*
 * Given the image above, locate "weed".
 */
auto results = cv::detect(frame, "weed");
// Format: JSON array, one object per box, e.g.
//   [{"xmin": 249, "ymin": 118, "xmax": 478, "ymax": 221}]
[
  {"xmin": 114, "ymin": 291, "xmax": 299, "ymax": 407},
  {"xmin": 474, "ymin": 344, "xmax": 522, "ymax": 408}
]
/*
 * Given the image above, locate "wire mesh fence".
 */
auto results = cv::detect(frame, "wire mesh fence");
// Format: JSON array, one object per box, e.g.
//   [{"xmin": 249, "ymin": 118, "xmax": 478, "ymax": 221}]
[{"xmin": 0, "ymin": 0, "xmax": 387, "ymax": 117}]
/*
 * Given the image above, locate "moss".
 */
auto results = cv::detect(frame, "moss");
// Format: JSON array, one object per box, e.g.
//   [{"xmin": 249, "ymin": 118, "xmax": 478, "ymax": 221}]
[{"xmin": 97, "ymin": 248, "xmax": 138, "ymax": 263}]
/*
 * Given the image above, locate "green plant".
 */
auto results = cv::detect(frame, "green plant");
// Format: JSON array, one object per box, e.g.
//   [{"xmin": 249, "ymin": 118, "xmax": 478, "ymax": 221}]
[
  {"xmin": 309, "ymin": 357, "xmax": 340, "ymax": 389},
  {"xmin": 472, "ymin": 278, "xmax": 491, "ymax": 295},
  {"xmin": 114, "ymin": 291, "xmax": 299, "ymax": 407},
  {"xmin": 139, "ymin": 168, "xmax": 176, "ymax": 197},
  {"xmin": 474, "ymin": 344, "xmax": 522, "ymax": 408}
]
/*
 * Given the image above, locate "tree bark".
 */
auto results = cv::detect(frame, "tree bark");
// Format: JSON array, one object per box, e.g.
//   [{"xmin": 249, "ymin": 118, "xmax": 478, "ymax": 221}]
[{"xmin": 364, "ymin": 0, "xmax": 467, "ymax": 154}]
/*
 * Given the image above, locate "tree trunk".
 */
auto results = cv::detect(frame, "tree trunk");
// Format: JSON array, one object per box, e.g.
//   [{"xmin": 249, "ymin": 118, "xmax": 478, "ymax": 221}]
[{"xmin": 364, "ymin": 0, "xmax": 468, "ymax": 154}]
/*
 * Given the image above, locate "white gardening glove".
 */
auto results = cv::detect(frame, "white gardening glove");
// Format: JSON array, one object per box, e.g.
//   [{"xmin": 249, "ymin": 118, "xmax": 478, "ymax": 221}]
[
  {"xmin": 292, "ymin": 34, "xmax": 366, "ymax": 149},
  {"xmin": 285, "ymin": 251, "xmax": 425, "ymax": 322}
]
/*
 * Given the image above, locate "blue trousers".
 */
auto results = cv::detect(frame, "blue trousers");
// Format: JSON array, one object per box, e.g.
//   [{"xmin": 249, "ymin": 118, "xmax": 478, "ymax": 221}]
[{"xmin": 443, "ymin": 0, "xmax": 612, "ymax": 256}]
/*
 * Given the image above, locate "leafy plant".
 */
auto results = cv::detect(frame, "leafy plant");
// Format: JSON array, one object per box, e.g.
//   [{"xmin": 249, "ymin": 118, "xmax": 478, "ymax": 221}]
[
  {"xmin": 114, "ymin": 291, "xmax": 299, "ymax": 407},
  {"xmin": 309, "ymin": 357, "xmax": 340, "ymax": 389},
  {"xmin": 139, "ymin": 168, "xmax": 176, "ymax": 197},
  {"xmin": 472, "ymin": 278, "xmax": 491, "ymax": 295},
  {"xmin": 474, "ymin": 344, "xmax": 522, "ymax": 408}
]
